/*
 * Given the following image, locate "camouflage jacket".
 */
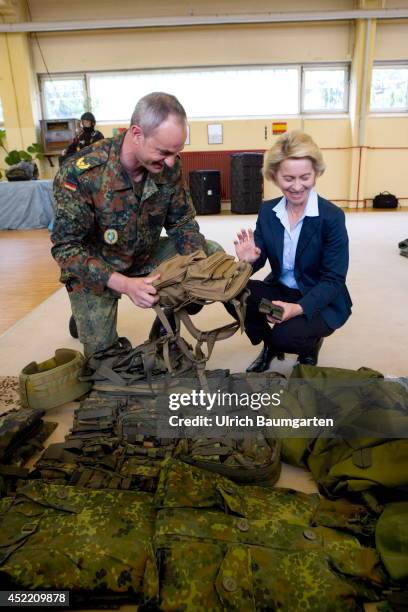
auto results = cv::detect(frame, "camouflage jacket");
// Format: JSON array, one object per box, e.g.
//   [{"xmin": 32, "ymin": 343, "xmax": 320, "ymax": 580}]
[
  {"xmin": 154, "ymin": 459, "xmax": 386, "ymax": 612},
  {"xmin": 51, "ymin": 133, "xmax": 205, "ymax": 295},
  {"xmin": 0, "ymin": 481, "xmax": 158, "ymax": 601}
]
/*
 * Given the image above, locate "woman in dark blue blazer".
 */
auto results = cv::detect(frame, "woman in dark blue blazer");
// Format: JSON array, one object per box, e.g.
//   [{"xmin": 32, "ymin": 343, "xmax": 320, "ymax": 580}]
[{"xmin": 233, "ymin": 131, "xmax": 352, "ymax": 372}]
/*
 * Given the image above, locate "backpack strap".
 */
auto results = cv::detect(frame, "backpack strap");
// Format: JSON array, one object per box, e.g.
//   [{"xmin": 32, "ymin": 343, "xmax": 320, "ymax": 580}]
[{"xmin": 176, "ymin": 309, "xmax": 240, "ymax": 362}]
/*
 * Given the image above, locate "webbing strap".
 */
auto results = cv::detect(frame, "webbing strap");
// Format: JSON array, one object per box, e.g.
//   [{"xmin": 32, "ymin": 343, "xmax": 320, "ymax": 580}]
[
  {"xmin": 177, "ymin": 309, "xmax": 240, "ymax": 361},
  {"xmin": 96, "ymin": 364, "xmax": 128, "ymax": 386},
  {"xmin": 153, "ymin": 304, "xmax": 176, "ymax": 337}
]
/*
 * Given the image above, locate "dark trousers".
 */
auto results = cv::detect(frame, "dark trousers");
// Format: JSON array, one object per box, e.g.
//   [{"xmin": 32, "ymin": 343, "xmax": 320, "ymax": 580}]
[{"xmin": 226, "ymin": 280, "xmax": 334, "ymax": 357}]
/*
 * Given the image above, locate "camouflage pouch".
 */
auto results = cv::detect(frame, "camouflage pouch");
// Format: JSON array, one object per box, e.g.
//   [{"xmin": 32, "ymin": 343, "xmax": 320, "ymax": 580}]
[
  {"xmin": 176, "ymin": 434, "xmax": 280, "ymax": 485},
  {"xmin": 0, "ymin": 407, "xmax": 57, "ymax": 472},
  {"xmin": 174, "ymin": 371, "xmax": 283, "ymax": 485}
]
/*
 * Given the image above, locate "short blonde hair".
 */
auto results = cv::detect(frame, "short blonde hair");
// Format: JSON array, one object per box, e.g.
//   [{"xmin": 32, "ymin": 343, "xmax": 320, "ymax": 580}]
[{"xmin": 263, "ymin": 130, "xmax": 326, "ymax": 183}]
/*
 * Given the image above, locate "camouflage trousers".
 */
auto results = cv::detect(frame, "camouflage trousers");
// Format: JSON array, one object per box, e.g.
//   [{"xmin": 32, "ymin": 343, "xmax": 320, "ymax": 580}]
[{"xmin": 69, "ymin": 237, "xmax": 223, "ymax": 356}]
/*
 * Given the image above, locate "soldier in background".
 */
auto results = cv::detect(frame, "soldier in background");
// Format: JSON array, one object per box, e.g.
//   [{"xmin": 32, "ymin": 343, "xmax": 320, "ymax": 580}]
[
  {"xmin": 51, "ymin": 92, "xmax": 220, "ymax": 356},
  {"xmin": 60, "ymin": 112, "xmax": 104, "ymax": 162}
]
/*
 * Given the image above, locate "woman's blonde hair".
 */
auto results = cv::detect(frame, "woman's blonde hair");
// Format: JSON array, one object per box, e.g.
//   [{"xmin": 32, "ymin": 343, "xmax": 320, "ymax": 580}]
[{"xmin": 263, "ymin": 130, "xmax": 326, "ymax": 183}]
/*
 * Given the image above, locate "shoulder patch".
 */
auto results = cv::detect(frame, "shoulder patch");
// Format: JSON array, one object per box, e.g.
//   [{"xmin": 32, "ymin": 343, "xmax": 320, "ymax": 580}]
[
  {"xmin": 76, "ymin": 157, "xmax": 91, "ymax": 171},
  {"xmin": 72, "ymin": 146, "xmax": 110, "ymax": 175}
]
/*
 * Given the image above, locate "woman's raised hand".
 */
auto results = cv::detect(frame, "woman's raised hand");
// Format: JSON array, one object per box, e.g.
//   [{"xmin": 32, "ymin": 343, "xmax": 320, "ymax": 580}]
[{"xmin": 234, "ymin": 228, "xmax": 261, "ymax": 263}]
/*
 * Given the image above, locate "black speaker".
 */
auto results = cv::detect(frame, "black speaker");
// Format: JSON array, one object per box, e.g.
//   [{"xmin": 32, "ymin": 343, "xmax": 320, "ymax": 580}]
[
  {"xmin": 189, "ymin": 170, "xmax": 221, "ymax": 215},
  {"xmin": 230, "ymin": 153, "xmax": 264, "ymax": 214}
]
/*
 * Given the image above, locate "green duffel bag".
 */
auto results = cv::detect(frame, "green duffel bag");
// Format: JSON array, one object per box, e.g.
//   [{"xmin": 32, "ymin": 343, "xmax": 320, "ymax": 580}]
[
  {"xmin": 279, "ymin": 365, "xmax": 408, "ymax": 503},
  {"xmin": 19, "ymin": 349, "xmax": 92, "ymax": 411}
]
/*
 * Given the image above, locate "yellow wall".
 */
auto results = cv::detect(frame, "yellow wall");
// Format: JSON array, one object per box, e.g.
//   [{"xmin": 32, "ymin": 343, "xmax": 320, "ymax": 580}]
[
  {"xmin": 0, "ymin": 32, "xmax": 39, "ymax": 173},
  {"xmin": 1, "ymin": 1, "xmax": 408, "ymax": 207},
  {"xmin": 32, "ymin": 22, "xmax": 352, "ymax": 73}
]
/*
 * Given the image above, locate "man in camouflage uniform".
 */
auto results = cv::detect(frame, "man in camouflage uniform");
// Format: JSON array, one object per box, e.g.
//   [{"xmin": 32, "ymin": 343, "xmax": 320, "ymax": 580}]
[{"xmin": 51, "ymin": 92, "xmax": 220, "ymax": 356}]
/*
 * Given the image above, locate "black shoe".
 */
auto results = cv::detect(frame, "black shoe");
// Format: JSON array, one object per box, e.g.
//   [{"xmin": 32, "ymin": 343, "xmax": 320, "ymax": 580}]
[
  {"xmin": 246, "ymin": 343, "xmax": 282, "ymax": 373},
  {"xmin": 298, "ymin": 338, "xmax": 324, "ymax": 367},
  {"xmin": 149, "ymin": 308, "xmax": 176, "ymax": 341},
  {"xmin": 69, "ymin": 315, "xmax": 79, "ymax": 339}
]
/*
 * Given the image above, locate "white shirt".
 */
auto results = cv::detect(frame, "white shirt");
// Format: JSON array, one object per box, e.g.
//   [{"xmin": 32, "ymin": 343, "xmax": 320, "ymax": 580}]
[{"xmin": 274, "ymin": 189, "xmax": 319, "ymax": 289}]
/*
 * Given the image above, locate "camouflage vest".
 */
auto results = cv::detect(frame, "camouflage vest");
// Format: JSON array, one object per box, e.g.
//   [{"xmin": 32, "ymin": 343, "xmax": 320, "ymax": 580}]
[{"xmin": 33, "ymin": 371, "xmax": 282, "ymax": 490}]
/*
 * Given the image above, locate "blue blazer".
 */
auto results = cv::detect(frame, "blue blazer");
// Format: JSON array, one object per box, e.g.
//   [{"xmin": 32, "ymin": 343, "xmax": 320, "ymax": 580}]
[{"xmin": 252, "ymin": 195, "xmax": 352, "ymax": 330}]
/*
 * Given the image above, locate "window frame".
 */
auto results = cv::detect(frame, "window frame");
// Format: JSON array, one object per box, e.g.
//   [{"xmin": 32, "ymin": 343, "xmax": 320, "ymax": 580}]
[
  {"xmin": 39, "ymin": 63, "xmax": 351, "ymax": 123},
  {"xmin": 370, "ymin": 61, "xmax": 408, "ymax": 114},
  {"xmin": 39, "ymin": 73, "xmax": 89, "ymax": 120},
  {"xmin": 300, "ymin": 63, "xmax": 350, "ymax": 115}
]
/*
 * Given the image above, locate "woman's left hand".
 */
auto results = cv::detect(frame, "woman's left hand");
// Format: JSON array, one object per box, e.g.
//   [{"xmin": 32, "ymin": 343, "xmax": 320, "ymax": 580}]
[{"xmin": 266, "ymin": 301, "xmax": 304, "ymax": 324}]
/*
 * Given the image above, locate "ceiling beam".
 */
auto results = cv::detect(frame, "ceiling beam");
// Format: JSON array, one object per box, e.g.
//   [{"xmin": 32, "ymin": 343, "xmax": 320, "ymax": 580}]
[{"xmin": 0, "ymin": 8, "xmax": 408, "ymax": 34}]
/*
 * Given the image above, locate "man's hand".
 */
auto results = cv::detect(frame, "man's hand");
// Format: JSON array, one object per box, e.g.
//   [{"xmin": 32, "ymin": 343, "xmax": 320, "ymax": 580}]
[
  {"xmin": 266, "ymin": 301, "xmax": 303, "ymax": 324},
  {"xmin": 234, "ymin": 228, "xmax": 261, "ymax": 263},
  {"xmin": 107, "ymin": 272, "xmax": 160, "ymax": 308}
]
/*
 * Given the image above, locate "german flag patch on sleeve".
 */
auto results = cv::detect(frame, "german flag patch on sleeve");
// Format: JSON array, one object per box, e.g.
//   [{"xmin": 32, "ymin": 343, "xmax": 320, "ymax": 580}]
[{"xmin": 64, "ymin": 181, "xmax": 77, "ymax": 192}]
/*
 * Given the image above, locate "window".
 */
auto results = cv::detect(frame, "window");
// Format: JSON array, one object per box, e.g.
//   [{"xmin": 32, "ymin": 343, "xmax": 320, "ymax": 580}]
[
  {"xmin": 88, "ymin": 67, "xmax": 300, "ymax": 120},
  {"xmin": 40, "ymin": 64, "xmax": 349, "ymax": 122},
  {"xmin": 302, "ymin": 66, "xmax": 349, "ymax": 113},
  {"xmin": 40, "ymin": 75, "xmax": 87, "ymax": 119},
  {"xmin": 370, "ymin": 65, "xmax": 408, "ymax": 112},
  {"xmin": 0, "ymin": 98, "xmax": 4, "ymax": 124}
]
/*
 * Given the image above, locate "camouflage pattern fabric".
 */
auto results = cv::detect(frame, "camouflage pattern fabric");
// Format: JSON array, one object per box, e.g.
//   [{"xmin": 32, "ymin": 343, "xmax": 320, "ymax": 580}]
[
  {"xmin": 0, "ymin": 407, "xmax": 56, "ymax": 466},
  {"xmin": 0, "ymin": 377, "xmax": 21, "ymax": 413},
  {"xmin": 154, "ymin": 459, "xmax": 386, "ymax": 612},
  {"xmin": 51, "ymin": 132, "xmax": 207, "ymax": 297},
  {"xmin": 0, "ymin": 481, "xmax": 158, "ymax": 603},
  {"xmin": 0, "ymin": 407, "xmax": 57, "ymax": 497},
  {"xmin": 0, "ymin": 459, "xmax": 390, "ymax": 609}
]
